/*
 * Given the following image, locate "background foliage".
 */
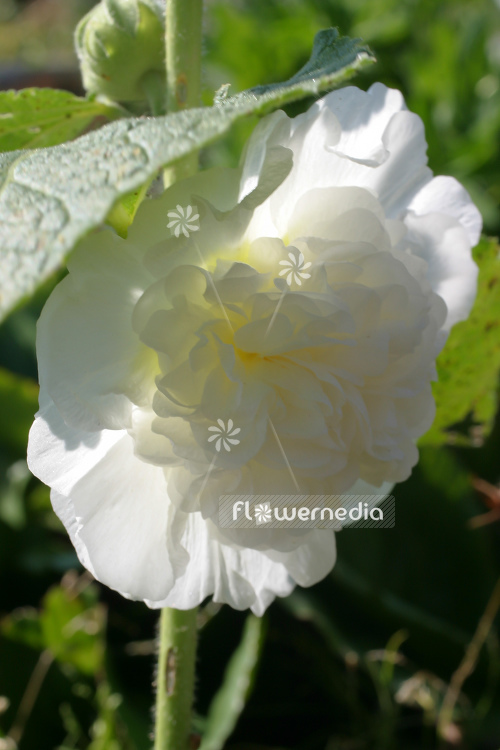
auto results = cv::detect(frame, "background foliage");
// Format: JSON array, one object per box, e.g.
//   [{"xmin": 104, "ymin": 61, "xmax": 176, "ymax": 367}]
[{"xmin": 0, "ymin": 0, "xmax": 500, "ymax": 749}]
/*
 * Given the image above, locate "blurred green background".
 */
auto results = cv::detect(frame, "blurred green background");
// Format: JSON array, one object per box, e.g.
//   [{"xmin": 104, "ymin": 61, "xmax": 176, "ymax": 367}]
[{"xmin": 0, "ymin": 1, "xmax": 500, "ymax": 749}]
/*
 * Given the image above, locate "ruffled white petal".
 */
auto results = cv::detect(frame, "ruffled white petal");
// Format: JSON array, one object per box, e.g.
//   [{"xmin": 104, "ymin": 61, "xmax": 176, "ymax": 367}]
[
  {"xmin": 36, "ymin": 229, "xmax": 156, "ymax": 432},
  {"xmin": 238, "ymin": 110, "xmax": 292, "ymax": 206},
  {"xmin": 320, "ymin": 82, "xmax": 407, "ymax": 166},
  {"xmin": 266, "ymin": 529, "xmax": 336, "ymax": 589},
  {"xmin": 28, "ymin": 398, "xmax": 177, "ymax": 602},
  {"xmin": 27, "ymin": 395, "xmax": 124, "ymax": 497},
  {"xmin": 149, "ymin": 512, "xmax": 335, "ymax": 616},
  {"xmin": 28, "ymin": 398, "xmax": 326, "ymax": 612},
  {"xmin": 246, "ymin": 83, "xmax": 433, "ymax": 241},
  {"xmin": 404, "ymin": 212, "xmax": 479, "ymax": 330},
  {"xmin": 407, "ymin": 175, "xmax": 482, "ymax": 247},
  {"xmin": 244, "ymin": 81, "xmax": 480, "ymax": 338}
]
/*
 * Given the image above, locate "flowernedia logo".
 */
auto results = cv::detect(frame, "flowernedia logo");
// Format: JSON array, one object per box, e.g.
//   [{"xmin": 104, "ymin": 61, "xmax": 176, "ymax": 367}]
[{"xmin": 219, "ymin": 495, "xmax": 395, "ymax": 529}]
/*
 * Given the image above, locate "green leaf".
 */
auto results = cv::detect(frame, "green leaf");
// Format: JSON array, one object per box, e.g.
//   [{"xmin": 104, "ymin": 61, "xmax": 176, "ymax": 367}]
[
  {"xmin": 1, "ymin": 607, "xmax": 45, "ymax": 652},
  {"xmin": 39, "ymin": 586, "xmax": 106, "ymax": 675},
  {"xmin": 422, "ymin": 236, "xmax": 500, "ymax": 446},
  {"xmin": 0, "ymin": 368, "xmax": 39, "ymax": 458},
  {"xmin": 215, "ymin": 28, "xmax": 374, "ymax": 112},
  {"xmin": 199, "ymin": 614, "xmax": 266, "ymax": 750},
  {"xmin": 0, "ymin": 88, "xmax": 122, "ymax": 152},
  {"xmin": 2, "ymin": 584, "xmax": 105, "ymax": 675},
  {"xmin": 0, "ymin": 28, "xmax": 374, "ymax": 321}
]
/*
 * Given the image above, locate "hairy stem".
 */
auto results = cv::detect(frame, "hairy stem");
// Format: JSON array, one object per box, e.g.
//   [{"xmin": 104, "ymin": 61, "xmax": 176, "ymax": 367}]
[
  {"xmin": 163, "ymin": 0, "xmax": 204, "ymax": 185},
  {"xmin": 154, "ymin": 607, "xmax": 199, "ymax": 750}
]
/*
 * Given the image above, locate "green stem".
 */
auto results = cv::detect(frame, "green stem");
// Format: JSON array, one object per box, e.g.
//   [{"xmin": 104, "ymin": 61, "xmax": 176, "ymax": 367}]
[
  {"xmin": 154, "ymin": 607, "xmax": 198, "ymax": 750},
  {"xmin": 163, "ymin": 0, "xmax": 204, "ymax": 185}
]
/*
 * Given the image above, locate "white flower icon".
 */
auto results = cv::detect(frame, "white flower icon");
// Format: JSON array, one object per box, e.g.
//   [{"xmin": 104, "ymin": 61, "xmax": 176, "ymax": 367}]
[
  {"xmin": 167, "ymin": 204, "xmax": 200, "ymax": 237},
  {"xmin": 279, "ymin": 249, "xmax": 312, "ymax": 286},
  {"xmin": 207, "ymin": 419, "xmax": 241, "ymax": 452},
  {"xmin": 254, "ymin": 503, "xmax": 272, "ymax": 524}
]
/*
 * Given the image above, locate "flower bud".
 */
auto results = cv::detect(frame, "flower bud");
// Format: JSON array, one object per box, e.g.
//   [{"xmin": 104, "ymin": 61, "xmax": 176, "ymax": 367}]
[{"xmin": 75, "ymin": 0, "xmax": 165, "ymax": 103}]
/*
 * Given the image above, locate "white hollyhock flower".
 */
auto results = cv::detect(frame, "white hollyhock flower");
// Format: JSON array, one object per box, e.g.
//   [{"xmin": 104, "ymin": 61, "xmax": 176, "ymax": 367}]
[{"xmin": 28, "ymin": 84, "xmax": 481, "ymax": 616}]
